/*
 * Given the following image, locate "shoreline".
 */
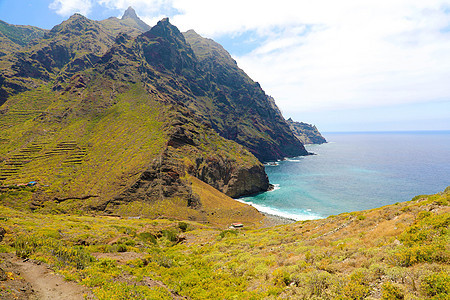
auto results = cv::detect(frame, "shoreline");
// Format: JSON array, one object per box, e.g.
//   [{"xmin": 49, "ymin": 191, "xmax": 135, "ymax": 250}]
[{"xmin": 261, "ymin": 212, "xmax": 296, "ymax": 227}]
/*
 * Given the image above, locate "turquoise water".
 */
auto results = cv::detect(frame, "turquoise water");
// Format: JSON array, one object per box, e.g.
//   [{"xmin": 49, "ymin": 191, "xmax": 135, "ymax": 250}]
[{"xmin": 239, "ymin": 131, "xmax": 450, "ymax": 220}]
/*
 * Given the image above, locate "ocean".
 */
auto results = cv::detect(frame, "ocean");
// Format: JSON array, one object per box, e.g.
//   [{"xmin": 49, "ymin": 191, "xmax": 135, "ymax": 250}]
[{"xmin": 238, "ymin": 131, "xmax": 450, "ymax": 220}]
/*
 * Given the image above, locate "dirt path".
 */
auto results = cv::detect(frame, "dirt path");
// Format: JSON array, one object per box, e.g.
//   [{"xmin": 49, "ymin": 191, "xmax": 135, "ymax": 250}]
[{"xmin": 0, "ymin": 253, "xmax": 95, "ymax": 300}]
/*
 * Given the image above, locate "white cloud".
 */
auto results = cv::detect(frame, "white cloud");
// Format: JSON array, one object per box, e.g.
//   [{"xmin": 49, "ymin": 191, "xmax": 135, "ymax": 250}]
[
  {"xmin": 227, "ymin": 1, "xmax": 450, "ymax": 114},
  {"xmin": 49, "ymin": 0, "xmax": 93, "ymax": 16}
]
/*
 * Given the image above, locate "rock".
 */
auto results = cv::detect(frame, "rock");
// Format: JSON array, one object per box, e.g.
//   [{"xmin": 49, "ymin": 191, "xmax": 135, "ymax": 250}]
[
  {"xmin": 286, "ymin": 118, "xmax": 327, "ymax": 145},
  {"xmin": 122, "ymin": 7, "xmax": 139, "ymax": 20},
  {"xmin": 193, "ymin": 156, "xmax": 269, "ymax": 198}
]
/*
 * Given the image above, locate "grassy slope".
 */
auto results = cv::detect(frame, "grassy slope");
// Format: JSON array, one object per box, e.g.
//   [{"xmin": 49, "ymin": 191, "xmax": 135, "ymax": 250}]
[
  {"xmin": 0, "ymin": 83, "xmax": 166, "ymax": 208},
  {"xmin": 0, "ymin": 188, "xmax": 448, "ymax": 299},
  {"xmin": 0, "ymin": 75, "xmax": 264, "ymax": 225}
]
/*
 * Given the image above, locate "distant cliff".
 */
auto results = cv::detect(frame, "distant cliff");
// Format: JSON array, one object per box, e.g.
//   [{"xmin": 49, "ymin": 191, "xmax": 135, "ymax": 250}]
[{"xmin": 287, "ymin": 118, "xmax": 327, "ymax": 144}]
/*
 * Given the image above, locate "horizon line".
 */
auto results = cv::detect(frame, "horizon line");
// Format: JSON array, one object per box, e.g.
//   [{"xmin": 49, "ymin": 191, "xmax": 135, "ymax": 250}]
[{"xmin": 322, "ymin": 129, "xmax": 450, "ymax": 134}]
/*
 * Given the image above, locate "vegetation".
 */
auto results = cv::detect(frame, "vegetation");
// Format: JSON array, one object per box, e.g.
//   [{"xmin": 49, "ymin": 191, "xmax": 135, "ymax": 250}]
[
  {"xmin": 0, "ymin": 188, "xmax": 448, "ymax": 299},
  {"xmin": 0, "ymin": 10, "xmax": 448, "ymax": 299}
]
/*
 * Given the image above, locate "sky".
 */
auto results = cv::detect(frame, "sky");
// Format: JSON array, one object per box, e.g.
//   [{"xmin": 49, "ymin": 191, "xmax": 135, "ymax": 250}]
[{"xmin": 1, "ymin": 0, "xmax": 450, "ymax": 132}]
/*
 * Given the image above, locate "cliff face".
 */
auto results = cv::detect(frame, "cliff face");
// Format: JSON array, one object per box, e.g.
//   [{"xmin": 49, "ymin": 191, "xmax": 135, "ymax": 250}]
[
  {"xmin": 183, "ymin": 30, "xmax": 308, "ymax": 162},
  {"xmin": 0, "ymin": 11, "xmax": 276, "ymax": 221},
  {"xmin": 287, "ymin": 118, "xmax": 327, "ymax": 144}
]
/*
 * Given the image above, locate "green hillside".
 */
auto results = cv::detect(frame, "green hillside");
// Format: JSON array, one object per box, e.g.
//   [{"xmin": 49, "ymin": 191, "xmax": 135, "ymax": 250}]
[{"xmin": 0, "ymin": 188, "xmax": 448, "ymax": 299}]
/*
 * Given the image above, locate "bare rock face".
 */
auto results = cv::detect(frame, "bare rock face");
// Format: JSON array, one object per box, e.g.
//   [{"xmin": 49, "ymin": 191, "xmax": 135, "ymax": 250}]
[
  {"xmin": 192, "ymin": 156, "xmax": 269, "ymax": 198},
  {"xmin": 109, "ymin": 152, "xmax": 201, "ymax": 210},
  {"xmin": 223, "ymin": 165, "xmax": 269, "ymax": 198}
]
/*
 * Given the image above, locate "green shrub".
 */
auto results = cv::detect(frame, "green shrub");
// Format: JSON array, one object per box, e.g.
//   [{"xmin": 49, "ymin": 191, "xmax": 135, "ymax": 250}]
[
  {"xmin": 15, "ymin": 235, "xmax": 38, "ymax": 258},
  {"xmin": 116, "ymin": 244, "xmax": 127, "ymax": 253},
  {"xmin": 382, "ymin": 282, "xmax": 404, "ymax": 300},
  {"xmin": 272, "ymin": 269, "xmax": 290, "ymax": 286},
  {"xmin": 342, "ymin": 270, "xmax": 371, "ymax": 300},
  {"xmin": 394, "ymin": 212, "xmax": 449, "ymax": 266},
  {"xmin": 14, "ymin": 235, "xmax": 94, "ymax": 269},
  {"xmin": 138, "ymin": 232, "xmax": 157, "ymax": 244},
  {"xmin": 421, "ymin": 271, "xmax": 450, "ymax": 298},
  {"xmin": 161, "ymin": 229, "xmax": 178, "ymax": 243},
  {"xmin": 178, "ymin": 222, "xmax": 189, "ymax": 232},
  {"xmin": 219, "ymin": 229, "xmax": 238, "ymax": 239}
]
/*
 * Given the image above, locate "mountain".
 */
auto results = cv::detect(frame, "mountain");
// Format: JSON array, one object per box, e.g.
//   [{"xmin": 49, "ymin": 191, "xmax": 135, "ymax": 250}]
[
  {"xmin": 286, "ymin": 117, "xmax": 327, "ymax": 144},
  {"xmin": 0, "ymin": 10, "xmax": 308, "ymax": 223},
  {"xmin": 183, "ymin": 30, "xmax": 308, "ymax": 162},
  {"xmin": 100, "ymin": 6, "xmax": 151, "ymax": 37},
  {"xmin": 0, "ymin": 20, "xmax": 47, "ymax": 56}
]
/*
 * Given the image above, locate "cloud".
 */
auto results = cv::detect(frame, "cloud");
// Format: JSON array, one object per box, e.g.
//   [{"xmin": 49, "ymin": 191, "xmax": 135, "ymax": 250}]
[
  {"xmin": 49, "ymin": 0, "xmax": 93, "ymax": 16},
  {"xmin": 49, "ymin": 0, "xmax": 450, "ymax": 119}
]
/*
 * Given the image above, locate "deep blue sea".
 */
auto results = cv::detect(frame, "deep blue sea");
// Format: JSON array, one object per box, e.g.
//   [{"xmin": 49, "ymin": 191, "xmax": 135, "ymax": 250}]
[{"xmin": 239, "ymin": 131, "xmax": 450, "ymax": 220}]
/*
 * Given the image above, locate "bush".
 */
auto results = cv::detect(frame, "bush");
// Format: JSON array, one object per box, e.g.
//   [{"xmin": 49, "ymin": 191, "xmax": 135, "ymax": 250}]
[
  {"xmin": 161, "ymin": 229, "xmax": 178, "ymax": 243},
  {"xmin": 394, "ymin": 213, "xmax": 449, "ymax": 266},
  {"xmin": 178, "ymin": 222, "xmax": 189, "ymax": 232},
  {"xmin": 14, "ymin": 235, "xmax": 94, "ymax": 269},
  {"xmin": 15, "ymin": 235, "xmax": 39, "ymax": 259},
  {"xmin": 421, "ymin": 271, "xmax": 450, "ymax": 298},
  {"xmin": 116, "ymin": 244, "xmax": 127, "ymax": 253},
  {"xmin": 382, "ymin": 282, "xmax": 404, "ymax": 300},
  {"xmin": 138, "ymin": 232, "xmax": 157, "ymax": 244},
  {"xmin": 272, "ymin": 269, "xmax": 290, "ymax": 286},
  {"xmin": 342, "ymin": 270, "xmax": 371, "ymax": 299},
  {"xmin": 219, "ymin": 230, "xmax": 238, "ymax": 239}
]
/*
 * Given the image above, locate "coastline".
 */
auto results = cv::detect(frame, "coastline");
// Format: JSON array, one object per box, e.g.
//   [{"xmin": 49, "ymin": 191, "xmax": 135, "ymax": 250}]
[{"xmin": 261, "ymin": 212, "xmax": 296, "ymax": 227}]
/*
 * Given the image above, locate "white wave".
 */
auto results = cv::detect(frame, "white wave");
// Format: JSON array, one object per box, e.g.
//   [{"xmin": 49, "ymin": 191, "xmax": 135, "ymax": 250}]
[
  {"xmin": 269, "ymin": 184, "xmax": 281, "ymax": 192},
  {"xmin": 236, "ymin": 199, "xmax": 322, "ymax": 221}
]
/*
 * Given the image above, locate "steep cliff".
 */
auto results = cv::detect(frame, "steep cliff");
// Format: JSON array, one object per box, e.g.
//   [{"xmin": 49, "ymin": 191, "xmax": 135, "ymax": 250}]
[
  {"xmin": 183, "ymin": 29, "xmax": 308, "ymax": 162},
  {"xmin": 287, "ymin": 118, "xmax": 327, "ymax": 144}
]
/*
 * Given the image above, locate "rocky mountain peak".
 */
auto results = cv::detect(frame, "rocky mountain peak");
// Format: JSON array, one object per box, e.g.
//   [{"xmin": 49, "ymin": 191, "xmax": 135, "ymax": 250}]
[
  {"xmin": 119, "ymin": 6, "xmax": 151, "ymax": 33},
  {"xmin": 148, "ymin": 17, "xmax": 177, "ymax": 37},
  {"xmin": 122, "ymin": 6, "xmax": 138, "ymax": 20},
  {"xmin": 139, "ymin": 17, "xmax": 196, "ymax": 74}
]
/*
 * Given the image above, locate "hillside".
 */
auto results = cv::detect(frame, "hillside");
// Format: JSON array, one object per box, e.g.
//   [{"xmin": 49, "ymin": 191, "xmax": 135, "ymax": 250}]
[
  {"xmin": 0, "ymin": 188, "xmax": 448, "ymax": 299},
  {"xmin": 0, "ymin": 8, "xmax": 314, "ymax": 221},
  {"xmin": 0, "ymin": 20, "xmax": 47, "ymax": 57},
  {"xmin": 287, "ymin": 117, "xmax": 327, "ymax": 144}
]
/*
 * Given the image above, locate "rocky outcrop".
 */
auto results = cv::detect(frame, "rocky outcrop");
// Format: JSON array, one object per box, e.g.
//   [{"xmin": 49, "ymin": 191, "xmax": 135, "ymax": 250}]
[
  {"xmin": 167, "ymin": 116, "xmax": 270, "ymax": 198},
  {"xmin": 191, "ymin": 156, "xmax": 269, "ymax": 198},
  {"xmin": 121, "ymin": 7, "xmax": 151, "ymax": 32},
  {"xmin": 286, "ymin": 118, "xmax": 327, "ymax": 144},
  {"xmin": 109, "ymin": 152, "xmax": 201, "ymax": 210}
]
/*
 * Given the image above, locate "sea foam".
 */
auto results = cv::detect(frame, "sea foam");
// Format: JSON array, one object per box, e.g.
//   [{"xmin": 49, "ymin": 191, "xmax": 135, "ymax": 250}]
[{"xmin": 236, "ymin": 198, "xmax": 322, "ymax": 221}]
